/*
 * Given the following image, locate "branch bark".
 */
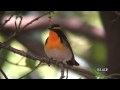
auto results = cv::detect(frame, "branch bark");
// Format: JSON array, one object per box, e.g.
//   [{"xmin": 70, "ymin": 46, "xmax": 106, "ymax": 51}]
[{"xmin": 0, "ymin": 42, "xmax": 96, "ymax": 79}]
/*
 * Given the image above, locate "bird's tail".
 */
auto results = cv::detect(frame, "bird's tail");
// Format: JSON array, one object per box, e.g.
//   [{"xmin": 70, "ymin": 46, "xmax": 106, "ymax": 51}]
[{"xmin": 66, "ymin": 59, "xmax": 79, "ymax": 66}]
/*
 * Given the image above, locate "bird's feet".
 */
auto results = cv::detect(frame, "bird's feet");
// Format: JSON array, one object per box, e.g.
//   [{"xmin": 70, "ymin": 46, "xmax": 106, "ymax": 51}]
[{"xmin": 47, "ymin": 58, "xmax": 53, "ymax": 66}]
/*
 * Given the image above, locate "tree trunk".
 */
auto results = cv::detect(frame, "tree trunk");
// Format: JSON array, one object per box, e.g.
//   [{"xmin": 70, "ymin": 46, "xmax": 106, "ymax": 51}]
[{"xmin": 100, "ymin": 11, "xmax": 120, "ymax": 78}]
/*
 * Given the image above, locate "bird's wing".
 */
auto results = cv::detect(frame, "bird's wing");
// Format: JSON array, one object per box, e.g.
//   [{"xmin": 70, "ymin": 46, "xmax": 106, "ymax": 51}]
[{"xmin": 54, "ymin": 29, "xmax": 79, "ymax": 66}]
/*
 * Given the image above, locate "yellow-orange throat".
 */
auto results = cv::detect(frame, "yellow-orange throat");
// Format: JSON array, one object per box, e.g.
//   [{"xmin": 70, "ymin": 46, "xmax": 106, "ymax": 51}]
[{"xmin": 45, "ymin": 31, "xmax": 66, "ymax": 51}]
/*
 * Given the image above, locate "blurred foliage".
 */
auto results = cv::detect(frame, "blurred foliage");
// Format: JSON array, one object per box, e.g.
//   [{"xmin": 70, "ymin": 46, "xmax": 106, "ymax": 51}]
[
  {"xmin": 90, "ymin": 41, "xmax": 107, "ymax": 67},
  {"xmin": 91, "ymin": 68, "xmax": 107, "ymax": 79},
  {"xmin": 37, "ymin": 65, "xmax": 58, "ymax": 79},
  {"xmin": 26, "ymin": 58, "xmax": 36, "ymax": 69},
  {"xmin": 0, "ymin": 33, "xmax": 5, "ymax": 42},
  {"xmin": 67, "ymin": 32, "xmax": 92, "ymax": 58},
  {"xmin": 55, "ymin": 11, "xmax": 103, "ymax": 29},
  {"xmin": 0, "ymin": 11, "xmax": 107, "ymax": 79}
]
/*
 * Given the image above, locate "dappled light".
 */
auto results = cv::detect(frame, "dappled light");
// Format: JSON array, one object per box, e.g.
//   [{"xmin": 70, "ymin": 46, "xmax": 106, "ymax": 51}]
[{"xmin": 0, "ymin": 11, "xmax": 119, "ymax": 79}]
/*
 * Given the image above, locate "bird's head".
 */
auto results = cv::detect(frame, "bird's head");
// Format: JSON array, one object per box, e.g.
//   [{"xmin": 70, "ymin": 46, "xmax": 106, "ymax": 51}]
[{"xmin": 48, "ymin": 24, "xmax": 61, "ymax": 30}]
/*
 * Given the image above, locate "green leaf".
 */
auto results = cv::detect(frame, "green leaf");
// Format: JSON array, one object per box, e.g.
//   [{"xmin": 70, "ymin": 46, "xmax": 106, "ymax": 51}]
[
  {"xmin": 90, "ymin": 41, "xmax": 107, "ymax": 65},
  {"xmin": 25, "ymin": 59, "xmax": 36, "ymax": 69}
]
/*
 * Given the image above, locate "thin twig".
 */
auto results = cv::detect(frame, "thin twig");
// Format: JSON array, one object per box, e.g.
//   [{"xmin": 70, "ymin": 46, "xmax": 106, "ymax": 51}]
[
  {"xmin": 0, "ymin": 56, "xmax": 26, "ymax": 67},
  {"xmin": 15, "ymin": 56, "xmax": 24, "ymax": 64},
  {"xmin": 1, "ymin": 11, "xmax": 53, "ymax": 48},
  {"xmin": 1, "ymin": 11, "xmax": 52, "ymax": 45},
  {"xmin": 3, "ymin": 32, "xmax": 16, "ymax": 44},
  {"xmin": 18, "ymin": 16, "xmax": 23, "ymax": 30},
  {"xmin": 0, "ymin": 42, "xmax": 96, "ymax": 79},
  {"xmin": 3, "ymin": 15, "xmax": 22, "ymax": 45},
  {"xmin": 15, "ymin": 17, "xmax": 18, "ymax": 30},
  {"xmin": 1, "ymin": 14, "xmax": 105, "ymax": 41},
  {"xmin": 0, "ymin": 68, "xmax": 8, "ymax": 79},
  {"xmin": 0, "ymin": 12, "xmax": 14, "ymax": 30},
  {"xmin": 19, "ymin": 62, "xmax": 41, "ymax": 79},
  {"xmin": 15, "ymin": 15, "xmax": 23, "ymax": 31},
  {"xmin": 5, "ymin": 60, "xmax": 27, "ymax": 67},
  {"xmin": 21, "ymin": 11, "xmax": 54, "ymax": 31},
  {"xmin": 0, "ymin": 13, "xmax": 17, "ymax": 45}
]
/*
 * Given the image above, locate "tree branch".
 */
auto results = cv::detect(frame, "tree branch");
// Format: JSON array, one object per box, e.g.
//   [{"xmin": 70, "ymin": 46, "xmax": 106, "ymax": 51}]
[
  {"xmin": 19, "ymin": 62, "xmax": 41, "ymax": 79},
  {"xmin": 0, "ymin": 12, "xmax": 15, "ymax": 30},
  {"xmin": 100, "ymin": 11, "xmax": 120, "ymax": 78},
  {"xmin": 0, "ymin": 42, "xmax": 96, "ymax": 79},
  {"xmin": 0, "ymin": 56, "xmax": 27, "ymax": 67},
  {"xmin": 0, "ymin": 68, "xmax": 8, "ymax": 79},
  {"xmin": 21, "ymin": 11, "xmax": 53, "ymax": 31},
  {"xmin": 1, "ymin": 15, "xmax": 105, "ymax": 41}
]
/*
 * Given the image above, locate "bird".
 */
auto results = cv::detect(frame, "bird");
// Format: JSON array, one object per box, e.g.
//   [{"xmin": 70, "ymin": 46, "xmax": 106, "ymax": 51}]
[{"xmin": 44, "ymin": 24, "xmax": 79, "ymax": 66}]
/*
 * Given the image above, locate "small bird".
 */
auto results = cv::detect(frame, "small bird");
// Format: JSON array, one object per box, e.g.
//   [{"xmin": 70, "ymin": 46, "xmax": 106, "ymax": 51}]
[{"xmin": 44, "ymin": 24, "xmax": 79, "ymax": 66}]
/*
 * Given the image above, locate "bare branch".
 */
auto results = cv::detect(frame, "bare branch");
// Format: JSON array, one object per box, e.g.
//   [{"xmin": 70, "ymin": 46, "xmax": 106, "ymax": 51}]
[
  {"xmin": 19, "ymin": 62, "xmax": 41, "ymax": 79},
  {"xmin": 0, "ymin": 68, "xmax": 8, "ymax": 79},
  {"xmin": 18, "ymin": 16, "xmax": 23, "ymax": 30},
  {"xmin": 3, "ymin": 15, "xmax": 23, "ymax": 45},
  {"xmin": 0, "ymin": 12, "xmax": 14, "ymax": 30},
  {"xmin": 1, "ymin": 15, "xmax": 105, "ymax": 41},
  {"xmin": 1, "ymin": 11, "xmax": 53, "ymax": 47},
  {"xmin": 0, "ymin": 42, "xmax": 96, "ymax": 79},
  {"xmin": 0, "ymin": 12, "xmax": 17, "ymax": 45},
  {"xmin": 0, "ymin": 56, "xmax": 26, "ymax": 67},
  {"xmin": 21, "ymin": 11, "xmax": 54, "ymax": 31},
  {"xmin": 15, "ymin": 17, "xmax": 18, "ymax": 30},
  {"xmin": 3, "ymin": 32, "xmax": 16, "ymax": 44},
  {"xmin": 15, "ymin": 15, "xmax": 23, "ymax": 31},
  {"xmin": 5, "ymin": 60, "xmax": 27, "ymax": 67}
]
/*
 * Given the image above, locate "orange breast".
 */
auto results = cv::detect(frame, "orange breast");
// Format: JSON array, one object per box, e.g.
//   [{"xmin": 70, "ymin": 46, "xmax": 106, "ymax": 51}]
[{"xmin": 45, "ymin": 31, "xmax": 66, "ymax": 51}]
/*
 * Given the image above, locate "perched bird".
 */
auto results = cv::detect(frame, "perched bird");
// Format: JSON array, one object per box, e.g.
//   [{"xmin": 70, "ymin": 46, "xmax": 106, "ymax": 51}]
[{"xmin": 44, "ymin": 24, "xmax": 79, "ymax": 66}]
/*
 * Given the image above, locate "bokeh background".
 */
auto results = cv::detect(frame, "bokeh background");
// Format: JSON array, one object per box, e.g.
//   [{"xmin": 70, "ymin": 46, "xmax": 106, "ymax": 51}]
[{"xmin": 0, "ymin": 11, "xmax": 119, "ymax": 79}]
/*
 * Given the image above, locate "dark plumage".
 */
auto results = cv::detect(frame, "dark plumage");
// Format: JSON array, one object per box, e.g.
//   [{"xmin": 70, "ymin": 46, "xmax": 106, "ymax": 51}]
[{"xmin": 46, "ymin": 24, "xmax": 79, "ymax": 66}]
